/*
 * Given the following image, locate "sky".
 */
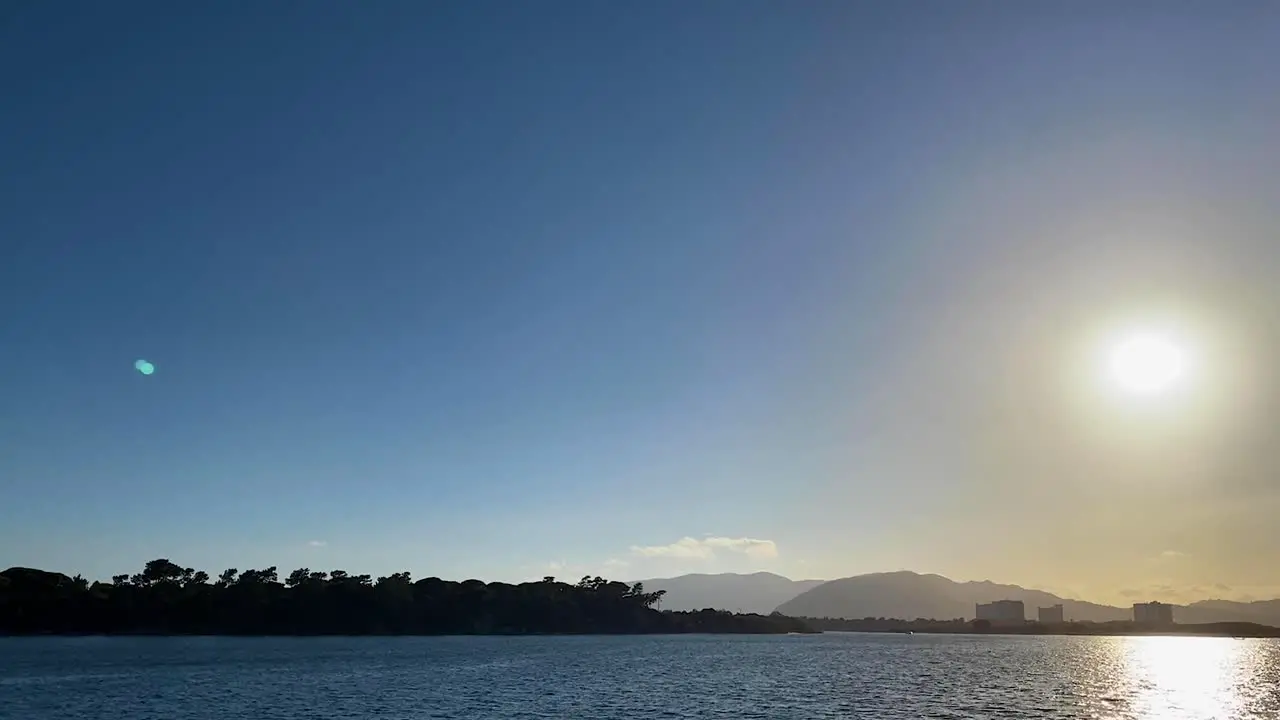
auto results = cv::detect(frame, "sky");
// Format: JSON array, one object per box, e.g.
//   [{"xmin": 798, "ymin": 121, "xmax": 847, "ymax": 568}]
[{"xmin": 2, "ymin": 1, "xmax": 1278, "ymax": 607}]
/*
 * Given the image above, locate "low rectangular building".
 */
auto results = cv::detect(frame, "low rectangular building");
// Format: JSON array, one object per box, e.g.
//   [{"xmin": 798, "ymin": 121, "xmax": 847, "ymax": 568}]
[
  {"xmin": 1037, "ymin": 604, "xmax": 1064, "ymax": 624},
  {"xmin": 976, "ymin": 600, "xmax": 1025, "ymax": 623},
  {"xmin": 1133, "ymin": 601, "xmax": 1174, "ymax": 625}
]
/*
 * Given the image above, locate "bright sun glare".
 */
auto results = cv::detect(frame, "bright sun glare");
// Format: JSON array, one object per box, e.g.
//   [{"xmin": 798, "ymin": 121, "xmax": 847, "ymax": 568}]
[{"xmin": 1107, "ymin": 332, "xmax": 1187, "ymax": 396}]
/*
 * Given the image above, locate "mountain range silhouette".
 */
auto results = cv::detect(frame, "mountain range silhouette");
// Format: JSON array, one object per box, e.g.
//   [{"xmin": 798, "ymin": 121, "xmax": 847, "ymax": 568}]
[{"xmin": 637, "ymin": 571, "xmax": 1280, "ymax": 625}]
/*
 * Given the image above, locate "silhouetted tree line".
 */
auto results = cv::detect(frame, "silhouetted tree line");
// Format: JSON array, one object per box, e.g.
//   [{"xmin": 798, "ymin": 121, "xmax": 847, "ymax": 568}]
[{"xmin": 0, "ymin": 560, "xmax": 815, "ymax": 636}]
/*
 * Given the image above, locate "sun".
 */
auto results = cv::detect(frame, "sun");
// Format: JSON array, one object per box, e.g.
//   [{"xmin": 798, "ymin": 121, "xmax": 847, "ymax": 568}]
[{"xmin": 1107, "ymin": 332, "xmax": 1187, "ymax": 396}]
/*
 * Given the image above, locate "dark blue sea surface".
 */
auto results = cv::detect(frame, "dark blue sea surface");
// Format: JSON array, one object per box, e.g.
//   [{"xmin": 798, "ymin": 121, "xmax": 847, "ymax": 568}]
[{"xmin": 3, "ymin": 633, "xmax": 1279, "ymax": 719}]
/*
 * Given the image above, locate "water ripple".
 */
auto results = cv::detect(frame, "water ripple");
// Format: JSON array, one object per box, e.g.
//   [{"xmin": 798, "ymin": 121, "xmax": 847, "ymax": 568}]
[{"xmin": 2, "ymin": 634, "xmax": 1279, "ymax": 719}]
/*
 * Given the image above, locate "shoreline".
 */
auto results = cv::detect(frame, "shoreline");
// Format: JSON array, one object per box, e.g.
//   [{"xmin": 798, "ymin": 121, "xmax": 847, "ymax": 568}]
[
  {"xmin": 1, "ymin": 629, "xmax": 820, "ymax": 638},
  {"xmin": 806, "ymin": 622, "xmax": 1280, "ymax": 639},
  {"xmin": 5, "ymin": 626, "xmax": 1276, "ymax": 639}
]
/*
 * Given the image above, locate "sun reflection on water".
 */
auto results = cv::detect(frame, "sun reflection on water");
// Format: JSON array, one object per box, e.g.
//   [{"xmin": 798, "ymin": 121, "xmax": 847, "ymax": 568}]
[{"xmin": 1122, "ymin": 636, "xmax": 1266, "ymax": 719}]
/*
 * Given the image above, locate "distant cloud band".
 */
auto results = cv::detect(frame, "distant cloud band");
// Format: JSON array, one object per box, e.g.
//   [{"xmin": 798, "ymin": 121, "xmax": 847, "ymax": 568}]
[{"xmin": 630, "ymin": 536, "xmax": 778, "ymax": 560}]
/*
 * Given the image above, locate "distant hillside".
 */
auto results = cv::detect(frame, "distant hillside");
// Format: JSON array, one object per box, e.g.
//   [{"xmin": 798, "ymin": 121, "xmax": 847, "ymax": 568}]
[
  {"xmin": 774, "ymin": 571, "xmax": 1280, "ymax": 625},
  {"xmin": 635, "ymin": 572, "xmax": 826, "ymax": 614},
  {"xmin": 1177, "ymin": 598, "xmax": 1280, "ymax": 626},
  {"xmin": 775, "ymin": 571, "xmax": 1129, "ymax": 622}
]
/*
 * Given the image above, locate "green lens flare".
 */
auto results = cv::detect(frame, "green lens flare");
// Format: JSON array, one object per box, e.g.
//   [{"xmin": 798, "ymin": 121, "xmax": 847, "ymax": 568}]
[{"xmin": 135, "ymin": 359, "xmax": 155, "ymax": 375}]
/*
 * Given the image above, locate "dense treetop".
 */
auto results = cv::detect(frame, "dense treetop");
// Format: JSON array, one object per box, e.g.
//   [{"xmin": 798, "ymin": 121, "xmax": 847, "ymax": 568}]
[{"xmin": 0, "ymin": 559, "xmax": 814, "ymax": 636}]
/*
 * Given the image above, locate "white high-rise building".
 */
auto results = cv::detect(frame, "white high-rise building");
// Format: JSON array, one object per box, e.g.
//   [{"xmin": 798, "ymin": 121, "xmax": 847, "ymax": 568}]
[
  {"xmin": 1133, "ymin": 602, "xmax": 1174, "ymax": 624},
  {"xmin": 1037, "ymin": 604, "xmax": 1064, "ymax": 624},
  {"xmin": 975, "ymin": 600, "xmax": 1025, "ymax": 623}
]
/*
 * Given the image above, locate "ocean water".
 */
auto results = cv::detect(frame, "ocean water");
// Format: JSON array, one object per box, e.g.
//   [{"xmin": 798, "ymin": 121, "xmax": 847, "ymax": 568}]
[{"xmin": 3, "ymin": 633, "xmax": 1279, "ymax": 719}]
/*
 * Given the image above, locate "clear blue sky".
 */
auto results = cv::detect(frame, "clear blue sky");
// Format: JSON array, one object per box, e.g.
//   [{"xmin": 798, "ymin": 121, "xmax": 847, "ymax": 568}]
[{"xmin": 4, "ymin": 2, "xmax": 1278, "ymax": 600}]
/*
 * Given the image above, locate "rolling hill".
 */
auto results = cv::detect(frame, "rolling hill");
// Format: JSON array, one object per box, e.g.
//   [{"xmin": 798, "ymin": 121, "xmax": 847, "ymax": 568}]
[
  {"xmin": 773, "ymin": 571, "xmax": 1280, "ymax": 625},
  {"xmin": 774, "ymin": 571, "xmax": 1129, "ymax": 621},
  {"xmin": 633, "ymin": 572, "xmax": 826, "ymax": 614}
]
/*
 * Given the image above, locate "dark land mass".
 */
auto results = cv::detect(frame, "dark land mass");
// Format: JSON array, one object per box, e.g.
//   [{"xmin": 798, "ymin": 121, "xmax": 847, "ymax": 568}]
[
  {"xmin": 801, "ymin": 616, "xmax": 1280, "ymax": 638},
  {"xmin": 772, "ymin": 571, "xmax": 1280, "ymax": 626},
  {"xmin": 0, "ymin": 561, "xmax": 815, "ymax": 636}
]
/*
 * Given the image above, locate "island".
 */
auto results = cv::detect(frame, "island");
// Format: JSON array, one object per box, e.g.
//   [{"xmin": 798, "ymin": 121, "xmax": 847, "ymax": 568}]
[
  {"xmin": 797, "ymin": 616, "xmax": 1280, "ymax": 638},
  {"xmin": 0, "ymin": 560, "xmax": 817, "ymax": 636}
]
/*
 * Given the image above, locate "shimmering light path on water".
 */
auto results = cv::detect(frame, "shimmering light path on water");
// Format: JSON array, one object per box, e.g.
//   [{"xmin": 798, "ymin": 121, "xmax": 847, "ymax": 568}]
[{"xmin": 3, "ymin": 634, "xmax": 1279, "ymax": 719}]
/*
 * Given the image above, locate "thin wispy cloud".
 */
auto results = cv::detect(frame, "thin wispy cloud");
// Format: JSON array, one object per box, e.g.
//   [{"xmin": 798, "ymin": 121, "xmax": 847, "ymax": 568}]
[
  {"xmin": 307, "ymin": 540, "xmax": 327, "ymax": 547},
  {"xmin": 521, "ymin": 558, "xmax": 629, "ymax": 582},
  {"xmin": 630, "ymin": 536, "xmax": 778, "ymax": 560},
  {"xmin": 525, "ymin": 537, "xmax": 774, "ymax": 585}
]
